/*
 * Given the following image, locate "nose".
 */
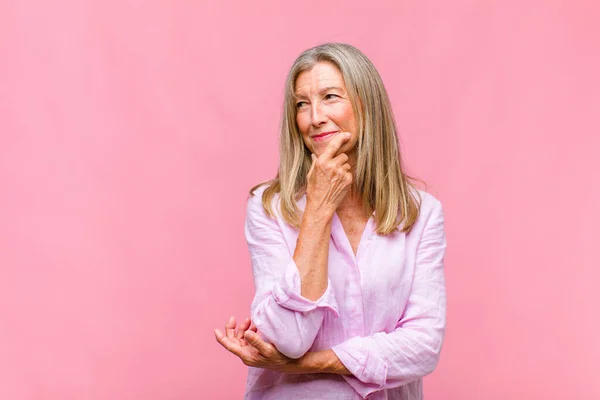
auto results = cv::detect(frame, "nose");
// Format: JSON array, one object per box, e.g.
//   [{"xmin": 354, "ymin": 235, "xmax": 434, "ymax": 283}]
[{"xmin": 310, "ymin": 102, "xmax": 327, "ymax": 127}]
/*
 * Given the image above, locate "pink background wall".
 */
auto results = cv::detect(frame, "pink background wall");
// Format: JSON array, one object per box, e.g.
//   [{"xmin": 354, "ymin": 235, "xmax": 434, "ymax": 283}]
[{"xmin": 1, "ymin": 1, "xmax": 599, "ymax": 399}]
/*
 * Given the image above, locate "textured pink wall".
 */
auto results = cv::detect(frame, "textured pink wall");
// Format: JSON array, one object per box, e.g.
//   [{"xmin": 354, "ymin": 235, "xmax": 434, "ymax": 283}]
[{"xmin": 1, "ymin": 1, "xmax": 598, "ymax": 399}]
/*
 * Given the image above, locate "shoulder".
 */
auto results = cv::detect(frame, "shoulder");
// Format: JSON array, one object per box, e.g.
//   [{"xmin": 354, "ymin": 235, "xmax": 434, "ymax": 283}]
[
  {"xmin": 416, "ymin": 189, "xmax": 443, "ymax": 217},
  {"xmin": 407, "ymin": 188, "xmax": 444, "ymax": 237},
  {"xmin": 247, "ymin": 183, "xmax": 268, "ymax": 207},
  {"xmin": 246, "ymin": 183, "xmax": 281, "ymax": 223},
  {"xmin": 247, "ymin": 183, "xmax": 278, "ymax": 208},
  {"xmin": 245, "ymin": 183, "xmax": 286, "ymax": 243}
]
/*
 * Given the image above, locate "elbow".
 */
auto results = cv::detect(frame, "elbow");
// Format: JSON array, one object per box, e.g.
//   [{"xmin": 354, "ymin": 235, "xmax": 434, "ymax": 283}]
[
  {"xmin": 388, "ymin": 342, "xmax": 441, "ymax": 383},
  {"xmin": 258, "ymin": 319, "xmax": 317, "ymax": 359},
  {"xmin": 394, "ymin": 328, "xmax": 444, "ymax": 380},
  {"xmin": 418, "ymin": 335, "xmax": 444, "ymax": 376},
  {"xmin": 251, "ymin": 306, "xmax": 323, "ymax": 360},
  {"xmin": 407, "ymin": 320, "xmax": 445, "ymax": 377},
  {"xmin": 276, "ymin": 341, "xmax": 311, "ymax": 359},
  {"xmin": 421, "ymin": 350, "xmax": 441, "ymax": 376}
]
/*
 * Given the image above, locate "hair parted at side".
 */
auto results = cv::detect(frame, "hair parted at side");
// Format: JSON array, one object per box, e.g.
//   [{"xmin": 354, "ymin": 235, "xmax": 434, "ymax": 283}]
[{"xmin": 250, "ymin": 42, "xmax": 423, "ymax": 235}]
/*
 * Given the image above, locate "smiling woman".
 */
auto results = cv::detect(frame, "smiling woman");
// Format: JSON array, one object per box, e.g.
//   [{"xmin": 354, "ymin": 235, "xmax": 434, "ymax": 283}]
[
  {"xmin": 294, "ymin": 62, "xmax": 359, "ymax": 161},
  {"xmin": 214, "ymin": 43, "xmax": 447, "ymax": 400}
]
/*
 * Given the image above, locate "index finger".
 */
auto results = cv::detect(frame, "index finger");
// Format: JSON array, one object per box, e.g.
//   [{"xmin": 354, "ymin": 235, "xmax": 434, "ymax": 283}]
[
  {"xmin": 236, "ymin": 317, "xmax": 251, "ymax": 340},
  {"xmin": 321, "ymin": 132, "xmax": 351, "ymax": 160}
]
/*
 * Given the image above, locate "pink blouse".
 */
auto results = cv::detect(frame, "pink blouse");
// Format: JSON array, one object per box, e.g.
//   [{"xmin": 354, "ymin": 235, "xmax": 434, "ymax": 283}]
[{"xmin": 243, "ymin": 184, "xmax": 447, "ymax": 399}]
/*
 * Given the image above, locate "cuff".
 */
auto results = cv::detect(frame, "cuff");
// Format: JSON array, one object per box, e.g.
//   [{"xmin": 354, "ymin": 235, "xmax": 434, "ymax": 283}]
[
  {"xmin": 331, "ymin": 337, "xmax": 389, "ymax": 399},
  {"xmin": 272, "ymin": 259, "xmax": 340, "ymax": 317}
]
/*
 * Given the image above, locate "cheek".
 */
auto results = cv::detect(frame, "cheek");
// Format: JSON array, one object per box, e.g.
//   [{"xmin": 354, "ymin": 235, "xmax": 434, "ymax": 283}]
[
  {"xmin": 296, "ymin": 114, "xmax": 309, "ymax": 134},
  {"xmin": 336, "ymin": 106, "xmax": 357, "ymax": 133},
  {"xmin": 295, "ymin": 115, "xmax": 312, "ymax": 148}
]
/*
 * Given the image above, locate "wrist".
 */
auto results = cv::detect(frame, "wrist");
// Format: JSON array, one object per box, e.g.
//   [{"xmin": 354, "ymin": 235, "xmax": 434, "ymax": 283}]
[
  {"xmin": 296, "ymin": 351, "xmax": 321, "ymax": 374},
  {"xmin": 303, "ymin": 205, "xmax": 335, "ymax": 225},
  {"xmin": 296, "ymin": 350, "xmax": 336, "ymax": 374}
]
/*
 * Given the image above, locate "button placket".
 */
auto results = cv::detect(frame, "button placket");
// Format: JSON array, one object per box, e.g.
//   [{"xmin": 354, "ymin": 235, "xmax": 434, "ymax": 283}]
[{"xmin": 331, "ymin": 213, "xmax": 370, "ymax": 336}]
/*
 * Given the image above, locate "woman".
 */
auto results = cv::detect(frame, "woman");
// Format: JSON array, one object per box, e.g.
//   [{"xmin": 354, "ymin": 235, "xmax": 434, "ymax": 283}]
[{"xmin": 215, "ymin": 43, "xmax": 447, "ymax": 399}]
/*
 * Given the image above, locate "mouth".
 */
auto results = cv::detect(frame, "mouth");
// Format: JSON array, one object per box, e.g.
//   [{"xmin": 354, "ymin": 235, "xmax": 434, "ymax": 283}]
[{"xmin": 311, "ymin": 131, "xmax": 339, "ymax": 142}]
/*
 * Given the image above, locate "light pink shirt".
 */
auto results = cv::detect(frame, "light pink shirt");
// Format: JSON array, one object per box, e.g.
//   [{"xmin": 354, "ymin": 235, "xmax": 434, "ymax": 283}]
[{"xmin": 243, "ymin": 184, "xmax": 447, "ymax": 399}]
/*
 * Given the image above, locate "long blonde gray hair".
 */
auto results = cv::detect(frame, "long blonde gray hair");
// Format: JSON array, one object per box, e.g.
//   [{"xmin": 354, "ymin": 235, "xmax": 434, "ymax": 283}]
[{"xmin": 250, "ymin": 43, "xmax": 422, "ymax": 235}]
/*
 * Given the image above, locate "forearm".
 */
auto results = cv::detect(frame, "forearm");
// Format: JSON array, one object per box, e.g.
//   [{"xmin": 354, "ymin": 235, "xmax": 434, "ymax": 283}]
[
  {"xmin": 248, "ymin": 206, "xmax": 339, "ymax": 359},
  {"xmin": 296, "ymin": 349, "xmax": 352, "ymax": 375},
  {"xmin": 294, "ymin": 207, "xmax": 334, "ymax": 301}
]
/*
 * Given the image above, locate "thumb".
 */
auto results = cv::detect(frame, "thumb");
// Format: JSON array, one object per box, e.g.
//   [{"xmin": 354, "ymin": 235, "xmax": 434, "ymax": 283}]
[{"xmin": 244, "ymin": 330, "xmax": 271, "ymax": 355}]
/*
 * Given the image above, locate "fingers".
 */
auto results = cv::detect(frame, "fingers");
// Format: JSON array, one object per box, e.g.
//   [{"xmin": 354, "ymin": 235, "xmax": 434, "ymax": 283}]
[
  {"xmin": 244, "ymin": 330, "xmax": 273, "ymax": 356},
  {"xmin": 214, "ymin": 328, "xmax": 241, "ymax": 356},
  {"xmin": 226, "ymin": 316, "xmax": 236, "ymax": 340},
  {"xmin": 236, "ymin": 317, "xmax": 251, "ymax": 341},
  {"xmin": 321, "ymin": 132, "xmax": 352, "ymax": 160},
  {"xmin": 345, "ymin": 171, "xmax": 353, "ymax": 185},
  {"xmin": 312, "ymin": 147, "xmax": 349, "ymax": 175},
  {"xmin": 214, "ymin": 328, "xmax": 225, "ymax": 340},
  {"xmin": 331, "ymin": 152, "xmax": 349, "ymax": 167}
]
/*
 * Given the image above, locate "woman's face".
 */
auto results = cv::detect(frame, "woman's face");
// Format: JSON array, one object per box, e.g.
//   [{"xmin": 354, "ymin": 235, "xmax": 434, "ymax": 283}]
[{"xmin": 294, "ymin": 61, "xmax": 359, "ymax": 158}]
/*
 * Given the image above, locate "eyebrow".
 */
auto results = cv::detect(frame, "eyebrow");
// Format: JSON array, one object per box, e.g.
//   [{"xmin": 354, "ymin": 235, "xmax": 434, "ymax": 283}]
[{"xmin": 294, "ymin": 86, "xmax": 346, "ymax": 98}]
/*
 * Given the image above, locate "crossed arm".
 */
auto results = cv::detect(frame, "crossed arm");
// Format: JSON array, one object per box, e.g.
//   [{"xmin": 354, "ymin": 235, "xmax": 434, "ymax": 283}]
[
  {"xmin": 214, "ymin": 316, "xmax": 350, "ymax": 375},
  {"xmin": 215, "ymin": 191, "xmax": 447, "ymax": 398},
  {"xmin": 213, "ymin": 185, "xmax": 349, "ymax": 373}
]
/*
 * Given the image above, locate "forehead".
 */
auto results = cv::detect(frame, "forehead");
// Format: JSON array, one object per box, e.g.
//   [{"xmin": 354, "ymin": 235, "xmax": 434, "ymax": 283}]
[{"xmin": 294, "ymin": 61, "xmax": 346, "ymax": 92}]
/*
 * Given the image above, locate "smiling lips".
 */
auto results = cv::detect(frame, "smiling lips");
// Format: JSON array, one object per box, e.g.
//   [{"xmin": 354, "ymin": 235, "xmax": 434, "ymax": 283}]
[{"xmin": 312, "ymin": 131, "xmax": 339, "ymax": 142}]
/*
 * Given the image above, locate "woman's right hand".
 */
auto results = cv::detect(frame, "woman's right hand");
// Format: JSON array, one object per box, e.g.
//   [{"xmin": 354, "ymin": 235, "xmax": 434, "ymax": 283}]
[{"xmin": 305, "ymin": 132, "xmax": 353, "ymax": 217}]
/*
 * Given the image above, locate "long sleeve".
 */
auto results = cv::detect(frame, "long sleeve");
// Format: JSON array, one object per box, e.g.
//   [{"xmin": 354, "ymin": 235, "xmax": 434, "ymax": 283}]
[
  {"xmin": 330, "ymin": 199, "xmax": 447, "ymax": 399},
  {"xmin": 245, "ymin": 191, "xmax": 340, "ymax": 359}
]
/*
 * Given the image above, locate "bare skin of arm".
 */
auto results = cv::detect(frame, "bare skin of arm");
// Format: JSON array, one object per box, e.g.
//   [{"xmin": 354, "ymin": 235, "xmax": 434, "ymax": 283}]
[{"xmin": 292, "ymin": 132, "xmax": 353, "ymax": 301}]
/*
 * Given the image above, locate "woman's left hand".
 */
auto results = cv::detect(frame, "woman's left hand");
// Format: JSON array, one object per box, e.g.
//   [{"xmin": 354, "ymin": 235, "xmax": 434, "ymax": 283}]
[{"xmin": 214, "ymin": 316, "xmax": 306, "ymax": 374}]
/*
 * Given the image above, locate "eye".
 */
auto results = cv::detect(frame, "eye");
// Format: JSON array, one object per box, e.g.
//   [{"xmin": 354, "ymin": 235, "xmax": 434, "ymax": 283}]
[
  {"xmin": 296, "ymin": 101, "xmax": 307, "ymax": 109},
  {"xmin": 324, "ymin": 93, "xmax": 338, "ymax": 100}
]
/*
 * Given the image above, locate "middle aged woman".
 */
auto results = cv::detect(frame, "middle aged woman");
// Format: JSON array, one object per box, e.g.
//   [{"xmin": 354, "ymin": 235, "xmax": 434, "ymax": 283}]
[{"xmin": 215, "ymin": 43, "xmax": 447, "ymax": 400}]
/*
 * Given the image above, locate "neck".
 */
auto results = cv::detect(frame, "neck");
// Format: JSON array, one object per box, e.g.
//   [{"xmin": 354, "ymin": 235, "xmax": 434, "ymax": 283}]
[{"xmin": 338, "ymin": 185, "xmax": 363, "ymax": 212}]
